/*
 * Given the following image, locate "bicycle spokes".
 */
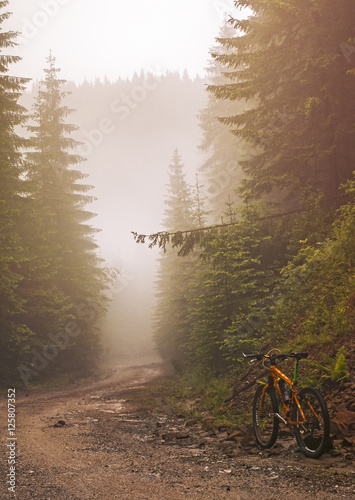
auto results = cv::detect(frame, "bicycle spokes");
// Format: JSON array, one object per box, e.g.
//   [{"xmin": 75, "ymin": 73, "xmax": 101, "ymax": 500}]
[
  {"xmin": 244, "ymin": 352, "xmax": 329, "ymax": 458},
  {"xmin": 253, "ymin": 385, "xmax": 279, "ymax": 449},
  {"xmin": 293, "ymin": 388, "xmax": 330, "ymax": 458}
]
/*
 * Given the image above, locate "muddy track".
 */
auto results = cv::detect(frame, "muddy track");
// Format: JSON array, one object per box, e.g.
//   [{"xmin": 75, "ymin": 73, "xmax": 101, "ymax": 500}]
[{"xmin": 1, "ymin": 363, "xmax": 354, "ymax": 499}]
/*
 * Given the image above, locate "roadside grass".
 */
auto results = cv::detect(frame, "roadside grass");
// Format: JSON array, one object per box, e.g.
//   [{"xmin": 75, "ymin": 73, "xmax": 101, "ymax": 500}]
[
  {"xmin": 1, "ymin": 365, "xmax": 109, "ymax": 392},
  {"xmin": 142, "ymin": 369, "xmax": 250, "ymax": 428},
  {"xmin": 27, "ymin": 369, "xmax": 103, "ymax": 390},
  {"xmin": 157, "ymin": 335, "xmax": 353, "ymax": 427}
]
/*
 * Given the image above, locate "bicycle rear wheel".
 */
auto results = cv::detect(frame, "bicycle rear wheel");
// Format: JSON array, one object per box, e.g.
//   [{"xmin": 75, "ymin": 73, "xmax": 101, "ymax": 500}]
[
  {"xmin": 293, "ymin": 387, "xmax": 330, "ymax": 458},
  {"xmin": 253, "ymin": 384, "xmax": 279, "ymax": 448}
]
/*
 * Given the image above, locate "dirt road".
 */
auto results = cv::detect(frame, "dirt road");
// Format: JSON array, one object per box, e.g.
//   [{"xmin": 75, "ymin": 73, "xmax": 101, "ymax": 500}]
[{"xmin": 1, "ymin": 363, "xmax": 354, "ymax": 499}]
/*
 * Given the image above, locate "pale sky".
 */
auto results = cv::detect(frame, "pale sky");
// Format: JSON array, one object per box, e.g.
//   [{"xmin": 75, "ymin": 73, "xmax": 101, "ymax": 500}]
[
  {"xmin": 3, "ymin": 0, "xmax": 248, "ymax": 265},
  {"xmin": 4, "ymin": 0, "xmax": 242, "ymax": 83}
]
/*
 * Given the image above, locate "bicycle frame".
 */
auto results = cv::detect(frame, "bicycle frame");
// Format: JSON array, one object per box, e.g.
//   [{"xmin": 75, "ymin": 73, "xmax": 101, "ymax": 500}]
[
  {"xmin": 244, "ymin": 351, "xmax": 321, "ymax": 426},
  {"xmin": 266, "ymin": 364, "xmax": 306, "ymax": 426},
  {"xmin": 244, "ymin": 351, "xmax": 330, "ymax": 458}
]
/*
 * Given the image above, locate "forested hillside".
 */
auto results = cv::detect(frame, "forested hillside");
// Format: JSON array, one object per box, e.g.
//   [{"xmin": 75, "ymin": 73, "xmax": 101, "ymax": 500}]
[
  {"xmin": 2, "ymin": 3, "xmax": 355, "ymax": 496},
  {"xmin": 18, "ymin": 57, "xmax": 209, "ymax": 368},
  {"xmin": 136, "ymin": 0, "xmax": 355, "ymax": 381},
  {"xmin": 1, "ymin": 0, "xmax": 354, "ymax": 389}
]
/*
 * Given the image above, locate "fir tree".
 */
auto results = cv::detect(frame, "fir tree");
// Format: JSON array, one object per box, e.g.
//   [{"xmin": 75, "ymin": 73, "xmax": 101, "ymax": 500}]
[
  {"xmin": 22, "ymin": 53, "xmax": 108, "ymax": 373},
  {"xmin": 163, "ymin": 148, "xmax": 193, "ymax": 230},
  {"xmin": 191, "ymin": 174, "xmax": 209, "ymax": 228},
  {"xmin": 0, "ymin": 1, "xmax": 31, "ymax": 380},
  {"xmin": 209, "ymin": 0, "xmax": 355, "ymax": 200},
  {"xmin": 154, "ymin": 149, "xmax": 195, "ymax": 367},
  {"xmin": 199, "ymin": 19, "xmax": 249, "ymax": 219},
  {"xmin": 188, "ymin": 204, "xmax": 273, "ymax": 373}
]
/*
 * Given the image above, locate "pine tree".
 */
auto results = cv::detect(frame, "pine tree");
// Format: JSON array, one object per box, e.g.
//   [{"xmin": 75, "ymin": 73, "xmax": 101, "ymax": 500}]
[
  {"xmin": 0, "ymin": 1, "xmax": 31, "ymax": 380},
  {"xmin": 209, "ymin": 0, "xmax": 355, "ymax": 200},
  {"xmin": 154, "ymin": 150, "xmax": 195, "ymax": 367},
  {"xmin": 199, "ymin": 19, "xmax": 250, "ymax": 219},
  {"xmin": 162, "ymin": 148, "xmax": 193, "ymax": 230},
  {"xmin": 191, "ymin": 174, "xmax": 209, "ymax": 228},
  {"xmin": 188, "ymin": 203, "xmax": 273, "ymax": 373},
  {"xmin": 21, "ymin": 53, "xmax": 108, "ymax": 374}
]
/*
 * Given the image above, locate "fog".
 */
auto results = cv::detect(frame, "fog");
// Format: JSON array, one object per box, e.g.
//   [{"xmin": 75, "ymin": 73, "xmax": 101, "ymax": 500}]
[
  {"xmin": 5, "ymin": 0, "xmax": 236, "ymax": 82},
  {"xmin": 5, "ymin": 0, "xmax": 242, "ymax": 365},
  {"xmin": 20, "ymin": 73, "xmax": 208, "ymax": 362}
]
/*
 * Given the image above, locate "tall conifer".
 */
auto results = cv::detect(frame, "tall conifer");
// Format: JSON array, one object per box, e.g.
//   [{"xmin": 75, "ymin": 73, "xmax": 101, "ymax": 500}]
[
  {"xmin": 23, "ymin": 53, "xmax": 108, "ymax": 371},
  {"xmin": 209, "ymin": 0, "xmax": 355, "ymax": 200},
  {"xmin": 0, "ymin": 1, "xmax": 31, "ymax": 379},
  {"xmin": 154, "ymin": 150, "xmax": 195, "ymax": 366},
  {"xmin": 199, "ymin": 19, "xmax": 248, "ymax": 218}
]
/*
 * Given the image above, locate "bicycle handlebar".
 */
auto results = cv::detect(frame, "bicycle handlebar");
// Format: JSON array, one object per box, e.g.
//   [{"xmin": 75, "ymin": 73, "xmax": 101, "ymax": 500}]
[{"xmin": 242, "ymin": 352, "xmax": 308, "ymax": 362}]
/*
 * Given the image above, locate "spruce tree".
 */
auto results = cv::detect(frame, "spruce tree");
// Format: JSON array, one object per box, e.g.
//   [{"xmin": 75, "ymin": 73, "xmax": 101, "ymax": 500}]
[
  {"xmin": 199, "ymin": 19, "xmax": 250, "ymax": 219},
  {"xmin": 188, "ymin": 203, "xmax": 273, "ymax": 373},
  {"xmin": 209, "ymin": 0, "xmax": 355, "ymax": 200},
  {"xmin": 154, "ymin": 149, "xmax": 195, "ymax": 367},
  {"xmin": 162, "ymin": 148, "xmax": 193, "ymax": 230},
  {"xmin": 191, "ymin": 174, "xmax": 209, "ymax": 228},
  {"xmin": 0, "ymin": 1, "xmax": 31, "ymax": 380},
  {"xmin": 22, "ymin": 53, "xmax": 108, "ymax": 373}
]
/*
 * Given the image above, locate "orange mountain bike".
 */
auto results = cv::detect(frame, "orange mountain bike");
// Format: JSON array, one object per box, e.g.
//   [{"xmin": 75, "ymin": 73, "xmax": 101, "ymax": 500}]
[{"xmin": 243, "ymin": 350, "xmax": 330, "ymax": 458}]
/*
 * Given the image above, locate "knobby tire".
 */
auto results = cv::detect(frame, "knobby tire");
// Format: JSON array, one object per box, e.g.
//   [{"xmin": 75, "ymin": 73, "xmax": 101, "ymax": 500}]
[
  {"xmin": 293, "ymin": 387, "xmax": 330, "ymax": 459},
  {"xmin": 253, "ymin": 384, "xmax": 279, "ymax": 449}
]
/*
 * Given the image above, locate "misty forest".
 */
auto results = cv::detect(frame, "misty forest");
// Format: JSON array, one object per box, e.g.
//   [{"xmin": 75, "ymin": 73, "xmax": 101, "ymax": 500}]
[{"xmin": 1, "ymin": 0, "xmax": 355, "ymax": 389}]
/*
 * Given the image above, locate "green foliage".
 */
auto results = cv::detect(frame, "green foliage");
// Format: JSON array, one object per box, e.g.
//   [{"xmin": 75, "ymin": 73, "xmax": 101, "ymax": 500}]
[
  {"xmin": 0, "ymin": 2, "xmax": 32, "ymax": 381},
  {"xmin": 134, "ymin": 2, "xmax": 355, "ymax": 395},
  {"xmin": 131, "ymin": 1, "xmax": 355, "ymax": 419},
  {"xmin": 0, "ymin": 39, "xmax": 109, "ymax": 383},
  {"xmin": 209, "ymin": 0, "xmax": 355, "ymax": 199},
  {"xmin": 144, "ymin": 181, "xmax": 355, "ymax": 377},
  {"xmin": 173, "ymin": 370, "xmax": 237, "ymax": 427},
  {"xmin": 310, "ymin": 347, "xmax": 350, "ymax": 383},
  {"xmin": 190, "ymin": 206, "xmax": 275, "ymax": 372},
  {"xmin": 19, "ymin": 53, "xmax": 109, "ymax": 376},
  {"xmin": 263, "ymin": 177, "xmax": 355, "ymax": 346},
  {"xmin": 331, "ymin": 348, "xmax": 350, "ymax": 382}
]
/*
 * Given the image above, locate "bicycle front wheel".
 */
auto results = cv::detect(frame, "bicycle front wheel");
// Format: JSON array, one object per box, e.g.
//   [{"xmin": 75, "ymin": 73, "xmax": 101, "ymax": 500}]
[
  {"xmin": 253, "ymin": 384, "xmax": 279, "ymax": 449},
  {"xmin": 293, "ymin": 387, "xmax": 330, "ymax": 458}
]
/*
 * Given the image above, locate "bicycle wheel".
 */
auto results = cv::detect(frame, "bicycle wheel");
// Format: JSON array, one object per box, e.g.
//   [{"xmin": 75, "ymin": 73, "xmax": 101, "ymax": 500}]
[
  {"xmin": 253, "ymin": 384, "xmax": 279, "ymax": 448},
  {"xmin": 293, "ymin": 387, "xmax": 330, "ymax": 458}
]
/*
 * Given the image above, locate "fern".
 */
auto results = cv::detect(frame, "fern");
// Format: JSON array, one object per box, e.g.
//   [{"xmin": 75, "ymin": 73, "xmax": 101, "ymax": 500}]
[
  {"xmin": 310, "ymin": 347, "xmax": 350, "ymax": 383},
  {"xmin": 331, "ymin": 348, "xmax": 350, "ymax": 382}
]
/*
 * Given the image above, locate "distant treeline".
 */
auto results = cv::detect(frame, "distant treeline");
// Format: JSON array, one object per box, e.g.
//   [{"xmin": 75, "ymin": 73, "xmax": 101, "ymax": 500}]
[
  {"xmin": 2, "ymin": 0, "xmax": 211, "ymax": 382},
  {"xmin": 21, "ymin": 67, "xmax": 208, "ymax": 242},
  {"xmin": 1, "ymin": 0, "xmax": 355, "ymax": 386}
]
